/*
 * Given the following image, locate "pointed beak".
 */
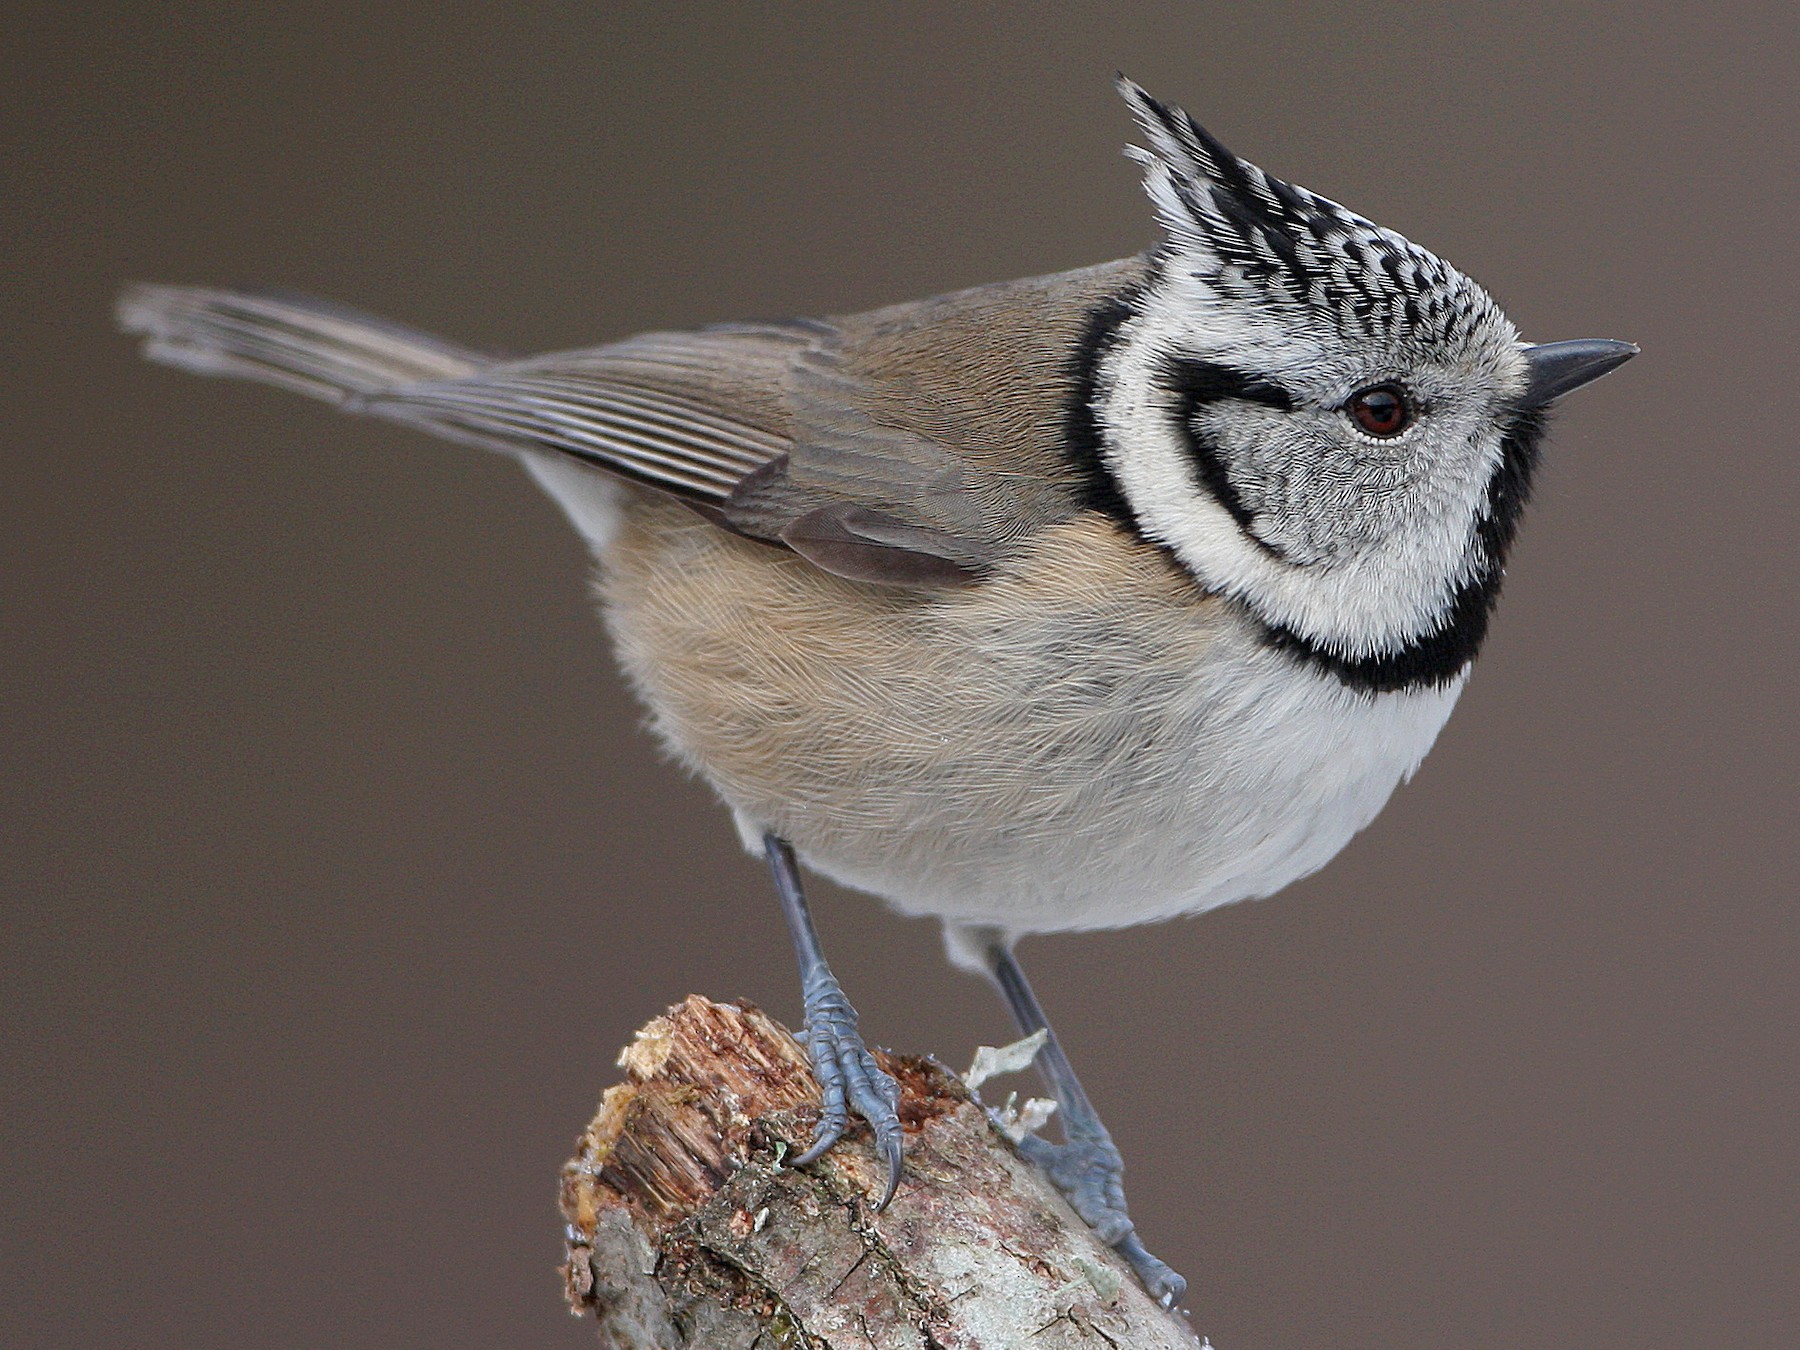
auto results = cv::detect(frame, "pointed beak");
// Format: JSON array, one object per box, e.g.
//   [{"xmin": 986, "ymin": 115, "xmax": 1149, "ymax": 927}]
[{"xmin": 1520, "ymin": 339, "xmax": 1640, "ymax": 408}]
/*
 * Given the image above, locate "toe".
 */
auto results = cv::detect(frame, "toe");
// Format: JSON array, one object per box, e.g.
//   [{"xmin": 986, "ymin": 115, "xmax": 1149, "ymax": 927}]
[
  {"xmin": 842, "ymin": 1051, "xmax": 906, "ymax": 1206},
  {"xmin": 790, "ymin": 1093, "xmax": 850, "ymax": 1168},
  {"xmin": 1010, "ymin": 1135, "xmax": 1187, "ymax": 1304},
  {"xmin": 853, "ymin": 1068, "xmax": 904, "ymax": 1206},
  {"xmin": 1115, "ymin": 1234, "xmax": 1187, "ymax": 1309},
  {"xmin": 791, "ymin": 1035, "xmax": 850, "ymax": 1166},
  {"xmin": 789, "ymin": 1115, "xmax": 846, "ymax": 1168}
]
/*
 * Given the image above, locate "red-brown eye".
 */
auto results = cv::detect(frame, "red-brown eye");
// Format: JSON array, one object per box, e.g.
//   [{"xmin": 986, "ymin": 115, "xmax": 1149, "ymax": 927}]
[{"xmin": 1347, "ymin": 384, "xmax": 1412, "ymax": 437}]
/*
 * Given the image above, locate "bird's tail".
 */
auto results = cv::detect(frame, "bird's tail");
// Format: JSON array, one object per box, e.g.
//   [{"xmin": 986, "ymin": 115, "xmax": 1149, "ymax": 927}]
[{"xmin": 116, "ymin": 285, "xmax": 489, "ymax": 404}]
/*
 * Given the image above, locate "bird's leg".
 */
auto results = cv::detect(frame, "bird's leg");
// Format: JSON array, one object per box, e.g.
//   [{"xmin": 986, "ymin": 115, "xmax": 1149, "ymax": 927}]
[
  {"xmin": 979, "ymin": 933, "xmax": 1188, "ymax": 1309},
  {"xmin": 764, "ymin": 833, "xmax": 903, "ymax": 1208}
]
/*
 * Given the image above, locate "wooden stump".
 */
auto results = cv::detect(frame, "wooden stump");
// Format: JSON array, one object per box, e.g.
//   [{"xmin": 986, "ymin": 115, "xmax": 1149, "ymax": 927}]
[{"xmin": 560, "ymin": 996, "xmax": 1201, "ymax": 1348}]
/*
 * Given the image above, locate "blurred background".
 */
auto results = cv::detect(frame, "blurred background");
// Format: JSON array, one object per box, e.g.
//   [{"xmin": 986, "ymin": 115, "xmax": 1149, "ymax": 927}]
[{"xmin": 6, "ymin": 4, "xmax": 1796, "ymax": 1347}]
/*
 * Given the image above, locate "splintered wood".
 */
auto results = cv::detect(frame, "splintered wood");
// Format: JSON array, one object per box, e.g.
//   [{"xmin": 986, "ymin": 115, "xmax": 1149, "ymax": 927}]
[{"xmin": 560, "ymin": 996, "xmax": 1199, "ymax": 1349}]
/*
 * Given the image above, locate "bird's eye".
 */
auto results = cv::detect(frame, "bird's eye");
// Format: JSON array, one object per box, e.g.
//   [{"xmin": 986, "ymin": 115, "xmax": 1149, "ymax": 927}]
[{"xmin": 1346, "ymin": 384, "xmax": 1412, "ymax": 438}]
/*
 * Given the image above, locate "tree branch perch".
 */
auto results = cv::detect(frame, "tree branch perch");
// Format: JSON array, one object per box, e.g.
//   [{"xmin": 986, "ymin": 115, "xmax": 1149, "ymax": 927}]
[{"xmin": 560, "ymin": 996, "xmax": 1201, "ymax": 1348}]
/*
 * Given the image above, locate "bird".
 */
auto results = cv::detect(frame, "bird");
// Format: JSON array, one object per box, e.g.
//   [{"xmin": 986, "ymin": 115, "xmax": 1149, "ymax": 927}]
[{"xmin": 117, "ymin": 77, "xmax": 1636, "ymax": 1308}]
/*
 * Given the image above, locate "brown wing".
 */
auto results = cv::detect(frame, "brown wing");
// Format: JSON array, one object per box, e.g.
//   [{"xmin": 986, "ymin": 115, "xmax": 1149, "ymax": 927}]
[
  {"xmin": 727, "ymin": 256, "xmax": 1149, "ymax": 572},
  {"xmin": 128, "ymin": 257, "xmax": 1148, "ymax": 587},
  {"xmin": 357, "ymin": 318, "xmax": 995, "ymax": 584}
]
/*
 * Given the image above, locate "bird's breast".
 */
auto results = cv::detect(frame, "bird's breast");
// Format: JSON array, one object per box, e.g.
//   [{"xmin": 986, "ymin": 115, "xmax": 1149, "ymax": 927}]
[{"xmin": 601, "ymin": 499, "xmax": 1463, "ymax": 932}]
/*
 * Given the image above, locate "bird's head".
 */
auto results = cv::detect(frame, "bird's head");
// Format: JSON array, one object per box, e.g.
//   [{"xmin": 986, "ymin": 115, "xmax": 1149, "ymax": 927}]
[{"xmin": 1092, "ymin": 78, "xmax": 1635, "ymax": 691}]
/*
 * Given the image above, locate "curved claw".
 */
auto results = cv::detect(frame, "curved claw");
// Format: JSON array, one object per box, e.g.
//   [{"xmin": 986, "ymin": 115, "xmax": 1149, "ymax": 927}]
[
  {"xmin": 790, "ymin": 1105, "xmax": 848, "ymax": 1168},
  {"xmin": 871, "ymin": 1121, "xmax": 903, "ymax": 1209}
]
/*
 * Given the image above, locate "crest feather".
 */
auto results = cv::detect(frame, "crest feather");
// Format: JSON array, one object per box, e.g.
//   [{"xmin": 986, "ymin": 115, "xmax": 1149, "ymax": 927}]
[{"xmin": 1114, "ymin": 76, "xmax": 1501, "ymax": 346}]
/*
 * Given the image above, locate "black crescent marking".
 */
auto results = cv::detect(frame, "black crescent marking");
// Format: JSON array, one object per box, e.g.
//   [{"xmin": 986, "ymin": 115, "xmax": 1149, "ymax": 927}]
[{"xmin": 1158, "ymin": 354, "xmax": 1293, "ymax": 559}]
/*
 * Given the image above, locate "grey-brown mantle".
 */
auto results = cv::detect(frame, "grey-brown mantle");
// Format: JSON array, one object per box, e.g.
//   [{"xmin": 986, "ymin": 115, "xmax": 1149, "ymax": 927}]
[{"xmin": 560, "ymin": 996, "xmax": 1202, "ymax": 1348}]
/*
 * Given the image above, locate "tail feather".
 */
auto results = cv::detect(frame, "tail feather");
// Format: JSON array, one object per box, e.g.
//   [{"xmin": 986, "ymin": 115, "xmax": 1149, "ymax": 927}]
[{"xmin": 116, "ymin": 285, "xmax": 490, "ymax": 403}]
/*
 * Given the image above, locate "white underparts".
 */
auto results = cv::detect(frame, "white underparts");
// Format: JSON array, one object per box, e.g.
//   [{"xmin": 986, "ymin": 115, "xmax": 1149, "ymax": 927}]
[{"xmin": 809, "ymin": 628, "xmax": 1465, "ymax": 933}]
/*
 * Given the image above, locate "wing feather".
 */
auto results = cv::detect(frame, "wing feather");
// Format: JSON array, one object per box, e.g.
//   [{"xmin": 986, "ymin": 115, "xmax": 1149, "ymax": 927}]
[{"xmin": 361, "ymin": 330, "xmax": 801, "ymax": 503}]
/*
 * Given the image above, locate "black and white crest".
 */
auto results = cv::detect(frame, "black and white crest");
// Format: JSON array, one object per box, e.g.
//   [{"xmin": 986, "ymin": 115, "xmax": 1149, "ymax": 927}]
[{"xmin": 1116, "ymin": 77, "xmax": 1504, "ymax": 351}]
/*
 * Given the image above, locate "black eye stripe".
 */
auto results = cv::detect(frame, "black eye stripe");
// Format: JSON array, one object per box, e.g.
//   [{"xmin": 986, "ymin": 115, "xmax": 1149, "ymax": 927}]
[{"xmin": 1160, "ymin": 356, "xmax": 1295, "ymax": 411}]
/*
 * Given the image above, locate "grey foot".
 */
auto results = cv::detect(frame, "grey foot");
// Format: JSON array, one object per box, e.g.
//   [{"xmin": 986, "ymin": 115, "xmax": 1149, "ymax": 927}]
[
  {"xmin": 1013, "ymin": 1132, "xmax": 1188, "ymax": 1309},
  {"xmin": 792, "ymin": 975, "xmax": 904, "ymax": 1208}
]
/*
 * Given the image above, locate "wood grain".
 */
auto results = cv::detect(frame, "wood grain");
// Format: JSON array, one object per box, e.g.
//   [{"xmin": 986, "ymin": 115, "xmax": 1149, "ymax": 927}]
[{"xmin": 560, "ymin": 996, "xmax": 1201, "ymax": 1348}]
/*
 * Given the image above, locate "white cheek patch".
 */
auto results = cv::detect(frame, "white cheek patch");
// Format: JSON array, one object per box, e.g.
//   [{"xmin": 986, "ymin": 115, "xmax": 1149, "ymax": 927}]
[{"xmin": 1097, "ymin": 286, "xmax": 1493, "ymax": 660}]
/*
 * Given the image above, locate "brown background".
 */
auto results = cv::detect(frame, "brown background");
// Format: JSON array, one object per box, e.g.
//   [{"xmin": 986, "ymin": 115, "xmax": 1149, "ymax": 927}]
[{"xmin": 5, "ymin": 4, "xmax": 1796, "ymax": 1347}]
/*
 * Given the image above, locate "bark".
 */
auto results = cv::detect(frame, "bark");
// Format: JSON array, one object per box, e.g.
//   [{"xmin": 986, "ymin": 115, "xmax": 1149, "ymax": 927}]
[{"xmin": 560, "ymin": 996, "xmax": 1201, "ymax": 1349}]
